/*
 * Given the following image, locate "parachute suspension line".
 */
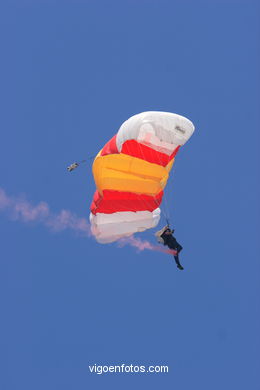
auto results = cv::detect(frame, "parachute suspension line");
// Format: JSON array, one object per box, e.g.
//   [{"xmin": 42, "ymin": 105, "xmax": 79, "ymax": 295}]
[
  {"xmin": 149, "ymin": 143, "xmax": 173, "ymax": 226},
  {"xmin": 164, "ymin": 157, "xmax": 179, "ymax": 226},
  {"xmin": 154, "ymin": 148, "xmax": 172, "ymax": 225},
  {"xmin": 153, "ymin": 144, "xmax": 181, "ymax": 227},
  {"xmin": 153, "ymin": 194, "xmax": 169, "ymax": 225}
]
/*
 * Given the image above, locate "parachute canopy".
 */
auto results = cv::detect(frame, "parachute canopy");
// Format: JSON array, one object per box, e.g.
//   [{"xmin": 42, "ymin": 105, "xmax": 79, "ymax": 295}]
[{"xmin": 90, "ymin": 111, "xmax": 195, "ymax": 243}]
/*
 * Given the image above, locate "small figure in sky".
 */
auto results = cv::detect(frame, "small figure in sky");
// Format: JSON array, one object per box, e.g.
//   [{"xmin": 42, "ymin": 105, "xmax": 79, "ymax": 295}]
[
  {"xmin": 67, "ymin": 162, "xmax": 79, "ymax": 172},
  {"xmin": 156, "ymin": 226, "xmax": 184, "ymax": 270}
]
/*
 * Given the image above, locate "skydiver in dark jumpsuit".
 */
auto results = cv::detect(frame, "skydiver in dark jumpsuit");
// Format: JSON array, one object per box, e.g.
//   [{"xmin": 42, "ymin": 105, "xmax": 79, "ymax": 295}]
[{"xmin": 160, "ymin": 227, "xmax": 184, "ymax": 270}]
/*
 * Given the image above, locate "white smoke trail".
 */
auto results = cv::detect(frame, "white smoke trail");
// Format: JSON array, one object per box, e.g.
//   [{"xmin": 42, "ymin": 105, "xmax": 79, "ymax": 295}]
[
  {"xmin": 0, "ymin": 188, "xmax": 175, "ymax": 255},
  {"xmin": 0, "ymin": 188, "xmax": 90, "ymax": 236}
]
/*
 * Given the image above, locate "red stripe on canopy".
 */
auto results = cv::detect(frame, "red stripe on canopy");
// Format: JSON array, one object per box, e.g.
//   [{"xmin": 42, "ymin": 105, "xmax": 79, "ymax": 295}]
[
  {"xmin": 91, "ymin": 190, "xmax": 163, "ymax": 215},
  {"xmin": 121, "ymin": 139, "xmax": 180, "ymax": 166}
]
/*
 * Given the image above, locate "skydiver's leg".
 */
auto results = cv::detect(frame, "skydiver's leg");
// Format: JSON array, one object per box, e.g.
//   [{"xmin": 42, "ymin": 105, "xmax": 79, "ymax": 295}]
[
  {"xmin": 167, "ymin": 243, "xmax": 184, "ymax": 270},
  {"xmin": 174, "ymin": 253, "xmax": 184, "ymax": 270},
  {"xmin": 176, "ymin": 244, "xmax": 183, "ymax": 253}
]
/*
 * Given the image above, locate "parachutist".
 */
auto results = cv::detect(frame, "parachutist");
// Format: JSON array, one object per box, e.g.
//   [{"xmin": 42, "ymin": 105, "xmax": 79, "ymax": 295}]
[
  {"xmin": 156, "ymin": 226, "xmax": 184, "ymax": 270},
  {"xmin": 67, "ymin": 162, "xmax": 79, "ymax": 172}
]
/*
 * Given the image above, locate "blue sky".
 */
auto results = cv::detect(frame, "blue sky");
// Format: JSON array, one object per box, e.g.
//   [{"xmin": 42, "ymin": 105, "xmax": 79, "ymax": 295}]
[{"xmin": 0, "ymin": 0, "xmax": 259, "ymax": 389}]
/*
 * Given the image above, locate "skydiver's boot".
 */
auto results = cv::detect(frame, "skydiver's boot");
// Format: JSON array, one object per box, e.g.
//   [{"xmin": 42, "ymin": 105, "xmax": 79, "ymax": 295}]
[{"xmin": 174, "ymin": 255, "xmax": 184, "ymax": 270}]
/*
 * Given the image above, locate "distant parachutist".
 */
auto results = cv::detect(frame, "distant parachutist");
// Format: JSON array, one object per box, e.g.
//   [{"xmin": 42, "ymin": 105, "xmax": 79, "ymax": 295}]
[
  {"xmin": 67, "ymin": 159, "xmax": 88, "ymax": 172},
  {"xmin": 155, "ymin": 225, "xmax": 184, "ymax": 270},
  {"xmin": 67, "ymin": 162, "xmax": 79, "ymax": 172}
]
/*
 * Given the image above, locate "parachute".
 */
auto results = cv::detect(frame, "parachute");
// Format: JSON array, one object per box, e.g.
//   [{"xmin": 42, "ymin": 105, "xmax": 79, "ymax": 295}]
[{"xmin": 90, "ymin": 111, "xmax": 195, "ymax": 243}]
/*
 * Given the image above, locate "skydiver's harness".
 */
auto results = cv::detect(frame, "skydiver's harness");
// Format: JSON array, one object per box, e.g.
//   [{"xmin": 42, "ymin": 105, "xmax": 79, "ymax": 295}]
[{"xmin": 155, "ymin": 225, "xmax": 173, "ymax": 245}]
